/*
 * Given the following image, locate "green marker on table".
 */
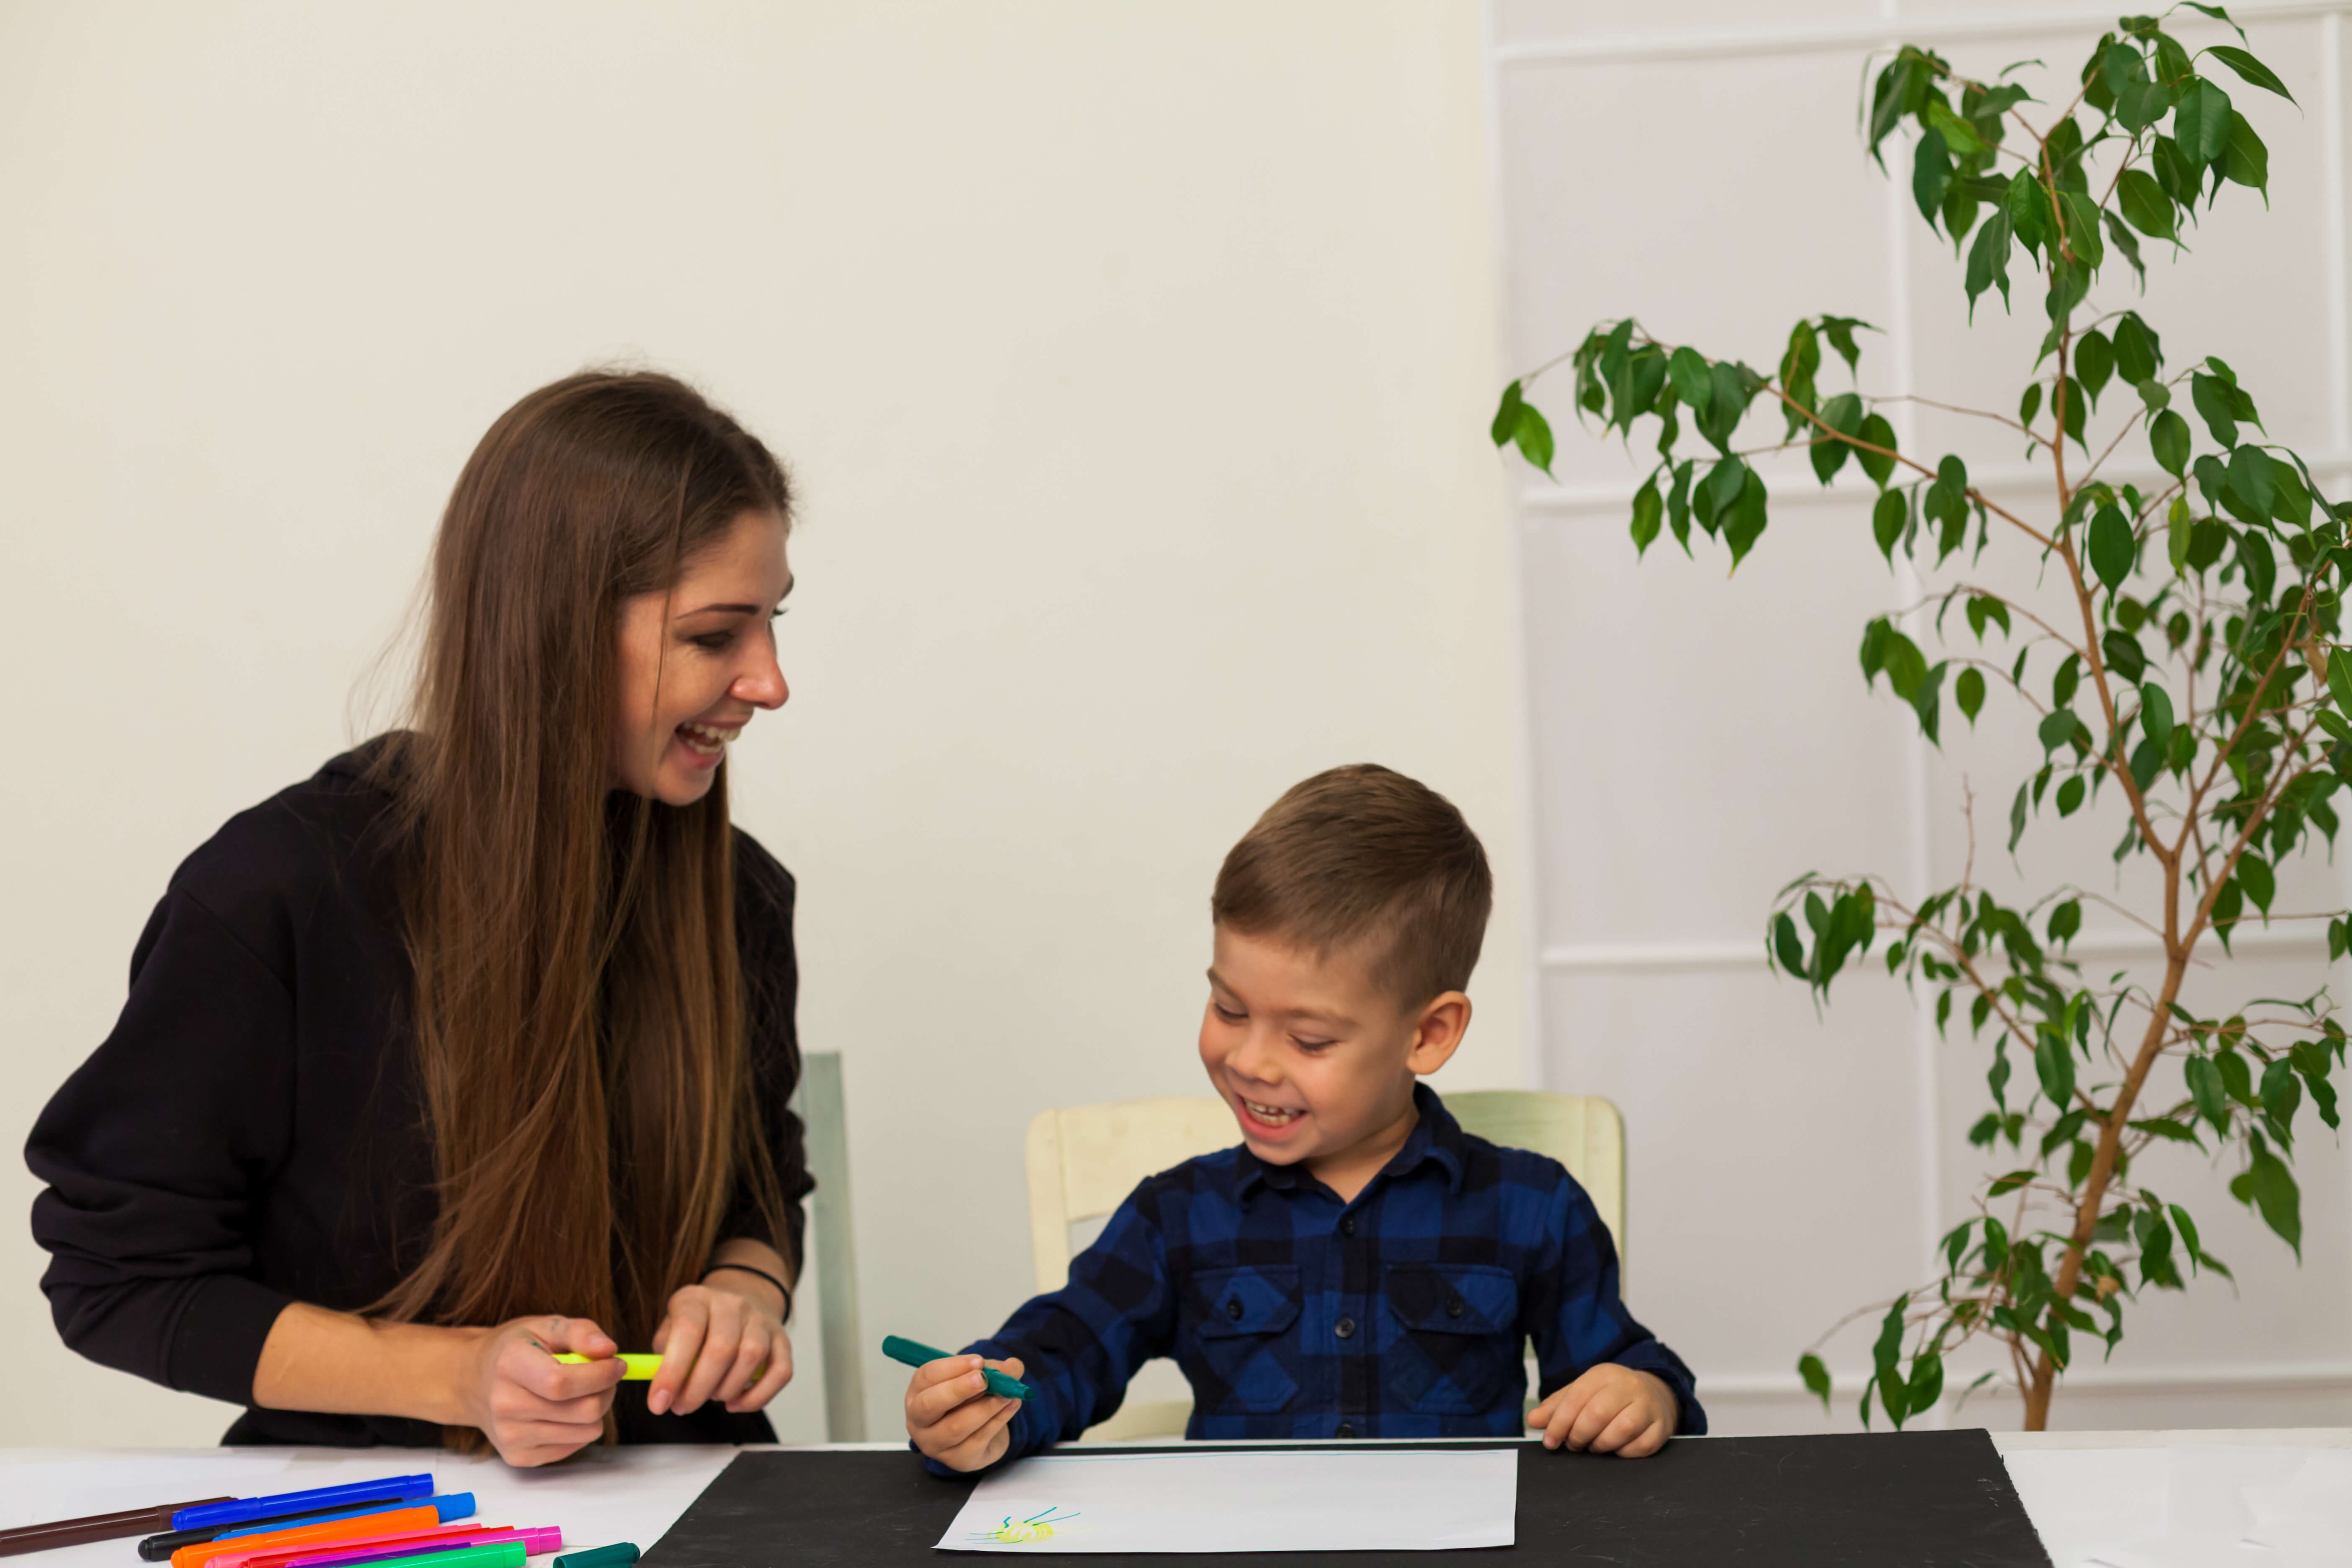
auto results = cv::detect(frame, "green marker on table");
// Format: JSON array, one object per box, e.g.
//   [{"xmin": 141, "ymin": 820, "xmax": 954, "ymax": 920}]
[
  {"xmin": 552, "ymin": 1546, "xmax": 639, "ymax": 1568},
  {"xmin": 883, "ymin": 1335, "xmax": 1033, "ymax": 1400}
]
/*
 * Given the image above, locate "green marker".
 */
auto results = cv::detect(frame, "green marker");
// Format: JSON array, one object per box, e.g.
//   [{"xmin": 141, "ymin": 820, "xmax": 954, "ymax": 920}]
[
  {"xmin": 552, "ymin": 1546, "xmax": 639, "ymax": 1568},
  {"xmin": 883, "ymin": 1335, "xmax": 1033, "ymax": 1400},
  {"xmin": 551, "ymin": 1353, "xmax": 663, "ymax": 1379},
  {"xmin": 366, "ymin": 1544, "xmax": 524, "ymax": 1568}
]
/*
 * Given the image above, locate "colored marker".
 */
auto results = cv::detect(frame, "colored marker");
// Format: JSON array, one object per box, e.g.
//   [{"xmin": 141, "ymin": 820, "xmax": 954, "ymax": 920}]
[
  {"xmin": 0, "ymin": 1498, "xmax": 232, "ymax": 1559},
  {"xmin": 175, "ymin": 1480, "xmax": 435, "ymax": 1533},
  {"xmin": 550, "ymin": 1353, "xmax": 663, "ymax": 1379},
  {"xmin": 882, "ymin": 1335, "xmax": 1033, "ymax": 1400},
  {"xmin": 175, "ymin": 1508, "xmax": 443, "ymax": 1568},
  {"xmin": 552, "ymin": 1546, "xmax": 638, "ymax": 1568},
  {"xmin": 288, "ymin": 1545, "xmax": 522, "ymax": 1568},
  {"xmin": 207, "ymin": 1520, "xmax": 495, "ymax": 1568},
  {"xmin": 282, "ymin": 1528, "xmax": 560, "ymax": 1568},
  {"xmin": 221, "ymin": 1497, "xmax": 475, "ymax": 1543}
]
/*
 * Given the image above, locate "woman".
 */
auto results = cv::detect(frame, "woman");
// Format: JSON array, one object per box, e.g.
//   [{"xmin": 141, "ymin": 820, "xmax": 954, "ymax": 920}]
[{"xmin": 26, "ymin": 371, "xmax": 812, "ymax": 1465}]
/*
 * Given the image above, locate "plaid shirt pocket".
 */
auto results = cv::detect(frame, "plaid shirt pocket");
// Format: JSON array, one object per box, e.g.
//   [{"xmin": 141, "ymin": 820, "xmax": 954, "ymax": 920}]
[
  {"xmin": 1383, "ymin": 1262, "xmax": 1521, "ymax": 1415},
  {"xmin": 1188, "ymin": 1264, "xmax": 1303, "ymax": 1414}
]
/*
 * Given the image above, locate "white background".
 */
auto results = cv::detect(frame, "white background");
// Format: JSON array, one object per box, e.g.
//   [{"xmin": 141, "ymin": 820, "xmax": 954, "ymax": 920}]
[
  {"xmin": 1494, "ymin": 0, "xmax": 2352, "ymax": 1431},
  {"xmin": 0, "ymin": 0, "xmax": 2344, "ymax": 1456},
  {"xmin": 0, "ymin": 0, "xmax": 1525, "ymax": 1446}
]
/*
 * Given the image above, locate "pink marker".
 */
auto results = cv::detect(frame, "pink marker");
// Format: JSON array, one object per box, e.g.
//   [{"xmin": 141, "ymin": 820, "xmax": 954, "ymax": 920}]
[
  {"xmin": 280, "ymin": 1530, "xmax": 563, "ymax": 1568},
  {"xmin": 217, "ymin": 1526, "xmax": 490, "ymax": 1568}
]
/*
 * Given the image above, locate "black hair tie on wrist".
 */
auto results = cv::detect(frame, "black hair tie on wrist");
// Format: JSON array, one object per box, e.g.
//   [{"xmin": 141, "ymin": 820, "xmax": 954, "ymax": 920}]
[{"xmin": 705, "ymin": 1260, "xmax": 792, "ymax": 1320}]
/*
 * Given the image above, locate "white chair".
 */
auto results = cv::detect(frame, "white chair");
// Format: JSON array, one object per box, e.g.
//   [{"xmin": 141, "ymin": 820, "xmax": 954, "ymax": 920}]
[{"xmin": 1022, "ymin": 1089, "xmax": 1626, "ymax": 1440}]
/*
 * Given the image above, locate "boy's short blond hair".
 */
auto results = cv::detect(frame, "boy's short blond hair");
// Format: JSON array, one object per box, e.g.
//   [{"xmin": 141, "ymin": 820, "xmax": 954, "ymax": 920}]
[{"xmin": 1211, "ymin": 764, "xmax": 1493, "ymax": 1007}]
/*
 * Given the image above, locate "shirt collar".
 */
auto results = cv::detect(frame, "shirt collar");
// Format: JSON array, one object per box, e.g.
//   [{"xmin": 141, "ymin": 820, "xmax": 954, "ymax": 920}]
[{"xmin": 1233, "ymin": 1082, "xmax": 1467, "ymax": 1200}]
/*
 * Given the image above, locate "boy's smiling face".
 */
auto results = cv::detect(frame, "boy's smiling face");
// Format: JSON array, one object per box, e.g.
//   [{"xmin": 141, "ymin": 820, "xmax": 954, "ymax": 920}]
[{"xmin": 1198, "ymin": 923, "xmax": 1471, "ymax": 1201}]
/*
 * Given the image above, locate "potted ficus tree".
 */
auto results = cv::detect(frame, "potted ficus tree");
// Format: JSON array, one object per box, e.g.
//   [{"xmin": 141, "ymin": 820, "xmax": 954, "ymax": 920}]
[{"xmin": 1494, "ymin": 4, "xmax": 2346, "ymax": 1430}]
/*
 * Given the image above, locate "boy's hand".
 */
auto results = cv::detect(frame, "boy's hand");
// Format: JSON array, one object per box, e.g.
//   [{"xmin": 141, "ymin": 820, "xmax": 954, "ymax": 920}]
[
  {"xmin": 905, "ymin": 1353, "xmax": 1028, "ymax": 1472},
  {"xmin": 1528, "ymin": 1365, "xmax": 1677, "ymax": 1458}
]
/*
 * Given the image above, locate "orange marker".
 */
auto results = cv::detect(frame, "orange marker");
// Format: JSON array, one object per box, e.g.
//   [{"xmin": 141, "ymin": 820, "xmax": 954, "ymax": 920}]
[{"xmin": 173, "ymin": 1510, "xmax": 443, "ymax": 1568}]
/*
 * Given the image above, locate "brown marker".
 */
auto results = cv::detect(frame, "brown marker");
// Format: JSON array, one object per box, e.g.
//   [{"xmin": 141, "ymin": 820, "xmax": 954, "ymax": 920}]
[{"xmin": 0, "ymin": 1499, "xmax": 235, "ymax": 1558}]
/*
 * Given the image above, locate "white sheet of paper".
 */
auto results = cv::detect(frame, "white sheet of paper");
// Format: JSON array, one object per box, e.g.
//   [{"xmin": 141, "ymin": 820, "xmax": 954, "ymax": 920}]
[{"xmin": 937, "ymin": 1449, "xmax": 1518, "ymax": 1554}]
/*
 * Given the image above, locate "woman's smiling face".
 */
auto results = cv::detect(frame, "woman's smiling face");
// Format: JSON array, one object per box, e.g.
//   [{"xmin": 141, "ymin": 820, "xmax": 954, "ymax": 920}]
[{"xmin": 610, "ymin": 509, "xmax": 792, "ymax": 804}]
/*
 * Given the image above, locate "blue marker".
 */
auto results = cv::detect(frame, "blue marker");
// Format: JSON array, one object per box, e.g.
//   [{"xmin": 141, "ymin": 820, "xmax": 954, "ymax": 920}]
[
  {"xmin": 171, "ymin": 1477, "xmax": 435, "ymax": 1532},
  {"xmin": 217, "ymin": 1495, "xmax": 475, "ymax": 1540}
]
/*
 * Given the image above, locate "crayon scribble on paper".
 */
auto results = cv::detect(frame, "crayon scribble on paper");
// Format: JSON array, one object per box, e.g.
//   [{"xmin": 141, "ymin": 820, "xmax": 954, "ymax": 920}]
[{"xmin": 973, "ymin": 1506, "xmax": 1082, "ymax": 1544}]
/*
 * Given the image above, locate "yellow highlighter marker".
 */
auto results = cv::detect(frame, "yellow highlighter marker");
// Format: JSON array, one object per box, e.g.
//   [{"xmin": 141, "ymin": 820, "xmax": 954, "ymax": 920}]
[{"xmin": 554, "ymin": 1353, "xmax": 663, "ymax": 1379}]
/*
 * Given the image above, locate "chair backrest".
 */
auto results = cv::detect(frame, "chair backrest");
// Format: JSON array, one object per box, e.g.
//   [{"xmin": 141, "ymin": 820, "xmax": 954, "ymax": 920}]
[
  {"xmin": 794, "ymin": 1051, "xmax": 868, "ymax": 1441},
  {"xmin": 1023, "ymin": 1089, "xmax": 1628, "ymax": 1294}
]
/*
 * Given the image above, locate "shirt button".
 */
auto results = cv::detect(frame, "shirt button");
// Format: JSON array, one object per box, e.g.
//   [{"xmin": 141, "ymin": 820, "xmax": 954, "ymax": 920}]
[
  {"xmin": 1335, "ymin": 1316, "xmax": 1356, "ymax": 1340},
  {"xmin": 1446, "ymin": 1297, "xmax": 1466, "ymax": 1319},
  {"xmin": 1336, "ymin": 1421, "xmax": 1356, "ymax": 1439},
  {"xmin": 1226, "ymin": 1298, "xmax": 1243, "ymax": 1321},
  {"xmin": 1340, "ymin": 1216, "xmax": 1356, "ymax": 1237}
]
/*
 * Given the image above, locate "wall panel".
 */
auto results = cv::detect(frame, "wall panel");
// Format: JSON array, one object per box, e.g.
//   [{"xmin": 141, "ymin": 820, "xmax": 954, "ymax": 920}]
[{"xmin": 1494, "ymin": 0, "xmax": 2352, "ymax": 1433}]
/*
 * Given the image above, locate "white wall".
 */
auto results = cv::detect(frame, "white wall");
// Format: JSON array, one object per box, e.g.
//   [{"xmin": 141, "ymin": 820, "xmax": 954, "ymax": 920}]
[
  {"xmin": 1494, "ymin": 0, "xmax": 2352, "ymax": 1432},
  {"xmin": 0, "ymin": 1, "xmax": 1524, "ymax": 1445}
]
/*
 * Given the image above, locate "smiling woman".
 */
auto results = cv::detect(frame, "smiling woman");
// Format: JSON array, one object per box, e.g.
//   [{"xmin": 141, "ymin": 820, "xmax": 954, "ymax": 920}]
[{"xmin": 24, "ymin": 371, "xmax": 814, "ymax": 1465}]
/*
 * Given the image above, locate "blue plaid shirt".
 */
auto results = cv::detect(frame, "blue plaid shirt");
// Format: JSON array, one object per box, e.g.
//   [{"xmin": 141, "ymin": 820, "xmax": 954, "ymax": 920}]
[{"xmin": 956, "ymin": 1084, "xmax": 1703, "ymax": 1465}]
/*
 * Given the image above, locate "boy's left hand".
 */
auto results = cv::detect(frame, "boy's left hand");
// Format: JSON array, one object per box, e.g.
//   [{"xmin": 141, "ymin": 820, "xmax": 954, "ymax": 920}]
[{"xmin": 1528, "ymin": 1365, "xmax": 1677, "ymax": 1457}]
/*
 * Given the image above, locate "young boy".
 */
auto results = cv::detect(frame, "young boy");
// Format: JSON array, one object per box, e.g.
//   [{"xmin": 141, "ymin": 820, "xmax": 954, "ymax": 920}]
[{"xmin": 905, "ymin": 764, "xmax": 1703, "ymax": 1471}]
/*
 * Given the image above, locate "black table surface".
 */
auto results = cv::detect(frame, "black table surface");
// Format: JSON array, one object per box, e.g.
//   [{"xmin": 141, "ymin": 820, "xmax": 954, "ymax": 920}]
[{"xmin": 638, "ymin": 1432, "xmax": 2051, "ymax": 1567}]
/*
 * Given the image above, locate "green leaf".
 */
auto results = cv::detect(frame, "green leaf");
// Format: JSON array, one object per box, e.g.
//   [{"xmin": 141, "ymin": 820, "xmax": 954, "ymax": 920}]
[
  {"xmin": 2186, "ymin": 1054, "xmax": 2230, "ymax": 1132},
  {"xmin": 2102, "ymin": 629, "xmax": 2147, "ymax": 683},
  {"xmin": 1513, "ymin": 402, "xmax": 1555, "ymax": 475},
  {"xmin": 2149, "ymin": 408, "xmax": 2191, "ymax": 476},
  {"xmin": 1629, "ymin": 476, "xmax": 1663, "ymax": 557},
  {"xmin": 1872, "ymin": 489, "xmax": 1907, "ymax": 562},
  {"xmin": 2221, "ymin": 111, "xmax": 2269, "ymax": 192},
  {"xmin": 2037, "ymin": 1027, "xmax": 2077, "ymax": 1106},
  {"xmin": 2192, "ymin": 373, "xmax": 2240, "ymax": 447},
  {"xmin": 2175, "ymin": 79, "xmax": 2234, "ymax": 167},
  {"xmin": 1491, "ymin": 381, "xmax": 1524, "ymax": 446},
  {"xmin": 2075, "ymin": 329, "xmax": 2115, "ymax": 406},
  {"xmin": 1956, "ymin": 666, "xmax": 1986, "ymax": 725},
  {"xmin": 2048, "ymin": 899, "xmax": 2082, "ymax": 944},
  {"xmin": 2116, "ymin": 167, "xmax": 2177, "ymax": 240},
  {"xmin": 1798, "ymin": 1353, "xmax": 1832, "ymax": 1412},
  {"xmin": 2020, "ymin": 382, "xmax": 2044, "ymax": 429},
  {"xmin": 2233, "ymin": 1146, "xmax": 2302, "ymax": 1256},
  {"xmin": 1907, "ymin": 1352, "xmax": 1943, "ymax": 1416},
  {"xmin": 2057, "ymin": 773, "xmax": 2087, "ymax": 816},
  {"xmin": 1773, "ymin": 912, "xmax": 1805, "ymax": 975},
  {"xmin": 2237, "ymin": 852, "xmax": 2275, "ymax": 914},
  {"xmin": 2059, "ymin": 191, "xmax": 2104, "ymax": 269},
  {"xmin": 2114, "ymin": 313, "xmax": 2159, "ymax": 382},
  {"xmin": 2328, "ymin": 649, "xmax": 2352, "ymax": 715},
  {"xmin": 1965, "ymin": 211, "xmax": 2014, "ymax": 316},
  {"xmin": 2089, "ymin": 504, "xmax": 2136, "ymax": 589},
  {"xmin": 2227, "ymin": 443, "xmax": 2276, "ymax": 517},
  {"xmin": 2140, "ymin": 681, "xmax": 2175, "ymax": 749},
  {"xmin": 1926, "ymin": 99, "xmax": 1990, "ymax": 158},
  {"xmin": 1667, "ymin": 347, "xmax": 1712, "ymax": 411},
  {"xmin": 2053, "ymin": 652, "xmax": 2080, "ymax": 708},
  {"xmin": 1913, "ymin": 126, "xmax": 1954, "ymax": 227},
  {"xmin": 1988, "ymin": 1169, "xmax": 2036, "ymax": 1197},
  {"xmin": 2204, "ymin": 45, "xmax": 2296, "ymax": 104},
  {"xmin": 1724, "ymin": 470, "xmax": 1769, "ymax": 571},
  {"xmin": 1813, "ymin": 392, "xmax": 1864, "ymax": 483},
  {"xmin": 1856, "ymin": 413, "xmax": 1898, "ymax": 487}
]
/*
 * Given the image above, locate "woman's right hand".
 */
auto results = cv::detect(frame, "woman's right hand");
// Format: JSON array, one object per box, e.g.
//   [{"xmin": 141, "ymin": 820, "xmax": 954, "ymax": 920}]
[{"xmin": 458, "ymin": 1315, "xmax": 629, "ymax": 1466}]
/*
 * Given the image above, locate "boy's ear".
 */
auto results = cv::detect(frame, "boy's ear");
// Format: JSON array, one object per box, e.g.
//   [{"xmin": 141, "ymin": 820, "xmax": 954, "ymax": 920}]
[{"xmin": 1405, "ymin": 991, "xmax": 1472, "ymax": 1075}]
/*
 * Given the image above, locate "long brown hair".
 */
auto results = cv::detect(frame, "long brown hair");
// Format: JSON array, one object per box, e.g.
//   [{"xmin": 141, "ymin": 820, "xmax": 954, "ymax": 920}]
[{"xmin": 373, "ymin": 371, "xmax": 793, "ymax": 1375}]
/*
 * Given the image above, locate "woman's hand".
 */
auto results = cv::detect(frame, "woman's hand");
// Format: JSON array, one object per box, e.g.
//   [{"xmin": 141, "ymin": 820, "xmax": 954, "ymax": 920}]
[
  {"xmin": 457, "ymin": 1315, "xmax": 628, "ymax": 1467},
  {"xmin": 648, "ymin": 1276, "xmax": 794, "ymax": 1416}
]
